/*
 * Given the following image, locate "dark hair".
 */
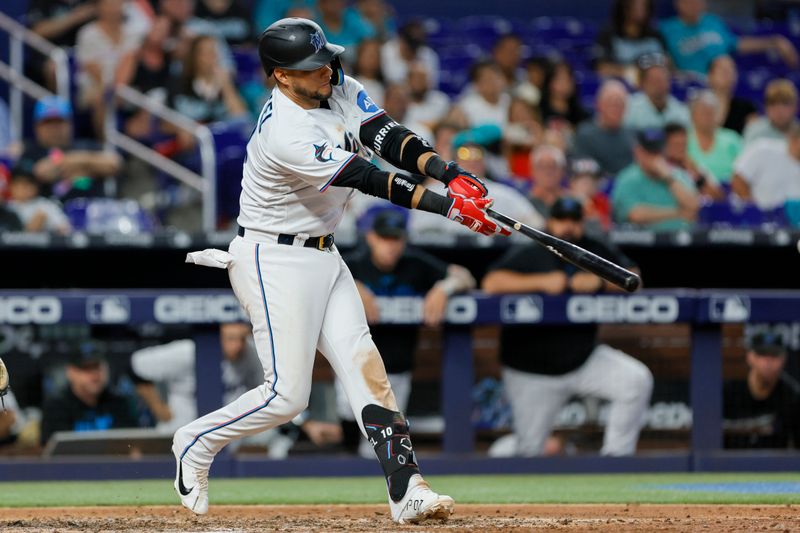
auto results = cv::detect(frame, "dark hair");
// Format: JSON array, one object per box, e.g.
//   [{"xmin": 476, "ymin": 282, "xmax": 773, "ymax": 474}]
[
  {"xmin": 611, "ymin": 0, "xmax": 654, "ymax": 37},
  {"xmin": 182, "ymin": 34, "xmax": 217, "ymax": 89},
  {"xmin": 469, "ymin": 59, "xmax": 502, "ymax": 83},
  {"xmin": 352, "ymin": 38, "xmax": 384, "ymax": 82},
  {"xmin": 493, "ymin": 33, "xmax": 522, "ymax": 52},
  {"xmin": 663, "ymin": 122, "xmax": 687, "ymax": 139},
  {"xmin": 541, "ymin": 60, "xmax": 581, "ymax": 112}
]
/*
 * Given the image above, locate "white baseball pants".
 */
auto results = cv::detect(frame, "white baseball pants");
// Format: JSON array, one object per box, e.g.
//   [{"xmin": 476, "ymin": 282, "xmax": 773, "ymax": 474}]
[
  {"xmin": 503, "ymin": 344, "xmax": 653, "ymax": 456},
  {"xmin": 175, "ymin": 235, "xmax": 397, "ymax": 469}
]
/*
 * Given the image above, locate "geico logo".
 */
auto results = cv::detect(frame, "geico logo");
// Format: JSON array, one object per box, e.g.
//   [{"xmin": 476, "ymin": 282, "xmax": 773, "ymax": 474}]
[
  {"xmin": 445, "ymin": 296, "xmax": 477, "ymax": 324},
  {"xmin": 567, "ymin": 295, "xmax": 679, "ymax": 323},
  {"xmin": 154, "ymin": 296, "xmax": 244, "ymax": 323},
  {"xmin": 0, "ymin": 296, "xmax": 62, "ymax": 324},
  {"xmin": 376, "ymin": 297, "xmax": 423, "ymax": 324}
]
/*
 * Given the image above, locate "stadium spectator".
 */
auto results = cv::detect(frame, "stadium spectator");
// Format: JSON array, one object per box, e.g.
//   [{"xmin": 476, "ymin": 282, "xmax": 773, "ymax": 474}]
[
  {"xmin": 194, "ymin": 0, "xmax": 252, "ymax": 46},
  {"xmin": 40, "ymin": 345, "xmax": 138, "ymax": 446},
  {"xmin": 75, "ymin": 0, "xmax": 144, "ymax": 136},
  {"xmin": 571, "ymin": 79, "xmax": 635, "ymax": 175},
  {"xmin": 7, "ymin": 167, "xmax": 72, "ymax": 235},
  {"xmin": 731, "ymin": 124, "xmax": 800, "ymax": 210},
  {"xmin": 524, "ymin": 56, "xmax": 550, "ymax": 96},
  {"xmin": 687, "ymin": 90, "xmax": 742, "ymax": 183},
  {"xmin": 0, "ymin": 200, "xmax": 23, "ymax": 232},
  {"xmin": 482, "ymin": 197, "xmax": 651, "ymax": 457},
  {"xmin": 16, "ymin": 96, "xmax": 122, "ymax": 201},
  {"xmin": 493, "ymin": 34, "xmax": 525, "ymax": 86},
  {"xmin": 381, "ymin": 20, "xmax": 440, "ymax": 89},
  {"xmin": 567, "ymin": 158, "xmax": 612, "ymax": 231},
  {"xmin": 457, "ymin": 61, "xmax": 510, "ymax": 129},
  {"xmin": 707, "ymin": 55, "xmax": 757, "ymax": 134},
  {"xmin": 505, "ymin": 97, "xmax": 544, "ymax": 179},
  {"xmin": 167, "ymin": 35, "xmax": 248, "ymax": 124},
  {"xmin": 724, "ymin": 332, "xmax": 800, "ymax": 449},
  {"xmin": 539, "ymin": 60, "xmax": 590, "ymax": 130},
  {"xmin": 27, "ymin": 0, "xmax": 97, "ymax": 89},
  {"xmin": 354, "ymin": 0, "xmax": 396, "ymax": 41},
  {"xmin": 624, "ymin": 52, "xmax": 690, "ymax": 130},
  {"xmin": 529, "ymin": 144, "xmax": 568, "ymax": 217},
  {"xmin": 659, "ymin": 0, "xmax": 799, "ymax": 75},
  {"xmin": 612, "ymin": 128, "xmax": 700, "ymax": 230},
  {"xmin": 338, "ymin": 209, "xmax": 475, "ymax": 456},
  {"xmin": 742, "ymin": 79, "xmax": 800, "ymax": 146},
  {"xmin": 352, "ymin": 39, "xmax": 385, "ymax": 106},
  {"xmin": 663, "ymin": 122, "xmax": 724, "ymax": 200},
  {"xmin": 593, "ymin": 0, "xmax": 666, "ymax": 82},
  {"xmin": 315, "ymin": 0, "xmax": 375, "ymax": 65},
  {"xmin": 405, "ymin": 62, "xmax": 451, "ymax": 130},
  {"xmin": 381, "ymin": 83, "xmax": 431, "ymax": 142},
  {"xmin": 253, "ymin": 0, "xmax": 315, "ymax": 35}
]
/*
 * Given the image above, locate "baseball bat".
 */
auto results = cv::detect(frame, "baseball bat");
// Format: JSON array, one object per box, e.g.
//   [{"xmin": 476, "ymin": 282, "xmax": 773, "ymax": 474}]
[{"xmin": 487, "ymin": 208, "xmax": 642, "ymax": 293}]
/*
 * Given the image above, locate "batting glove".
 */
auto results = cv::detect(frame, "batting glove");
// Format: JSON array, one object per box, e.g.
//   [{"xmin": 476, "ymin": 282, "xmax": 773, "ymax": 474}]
[
  {"xmin": 444, "ymin": 163, "xmax": 489, "ymax": 199},
  {"xmin": 447, "ymin": 197, "xmax": 510, "ymax": 237}
]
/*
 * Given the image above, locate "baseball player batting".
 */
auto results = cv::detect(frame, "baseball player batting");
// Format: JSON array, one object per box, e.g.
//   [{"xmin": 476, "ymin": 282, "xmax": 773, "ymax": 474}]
[{"xmin": 172, "ymin": 18, "xmax": 508, "ymax": 524}]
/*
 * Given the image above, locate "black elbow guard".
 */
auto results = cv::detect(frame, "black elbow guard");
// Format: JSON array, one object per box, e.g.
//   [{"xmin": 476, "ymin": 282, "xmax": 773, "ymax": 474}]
[{"xmin": 360, "ymin": 113, "xmax": 434, "ymax": 173}]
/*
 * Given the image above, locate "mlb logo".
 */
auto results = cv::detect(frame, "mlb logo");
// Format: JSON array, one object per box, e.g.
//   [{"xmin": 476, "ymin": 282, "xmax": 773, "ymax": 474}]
[
  {"xmin": 87, "ymin": 296, "xmax": 130, "ymax": 324},
  {"xmin": 709, "ymin": 295, "xmax": 750, "ymax": 322},
  {"xmin": 501, "ymin": 295, "xmax": 543, "ymax": 324}
]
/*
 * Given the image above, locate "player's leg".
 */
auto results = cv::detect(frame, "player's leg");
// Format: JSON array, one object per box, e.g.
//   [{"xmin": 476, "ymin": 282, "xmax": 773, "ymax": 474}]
[
  {"xmin": 572, "ymin": 344, "xmax": 653, "ymax": 456},
  {"xmin": 317, "ymin": 254, "xmax": 452, "ymax": 523},
  {"xmin": 173, "ymin": 240, "xmax": 337, "ymax": 512},
  {"xmin": 500, "ymin": 366, "xmax": 572, "ymax": 456}
]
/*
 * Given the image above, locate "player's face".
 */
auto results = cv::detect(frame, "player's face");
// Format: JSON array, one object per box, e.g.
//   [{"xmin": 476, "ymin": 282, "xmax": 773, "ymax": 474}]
[
  {"xmin": 367, "ymin": 232, "xmax": 406, "ymax": 271},
  {"xmin": 282, "ymin": 65, "xmax": 334, "ymax": 103},
  {"xmin": 220, "ymin": 323, "xmax": 251, "ymax": 361}
]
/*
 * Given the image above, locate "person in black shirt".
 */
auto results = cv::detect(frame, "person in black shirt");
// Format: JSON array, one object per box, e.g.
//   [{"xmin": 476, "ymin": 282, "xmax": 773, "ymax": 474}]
[
  {"xmin": 707, "ymin": 55, "xmax": 758, "ymax": 135},
  {"xmin": 339, "ymin": 209, "xmax": 475, "ymax": 455},
  {"xmin": 482, "ymin": 197, "xmax": 653, "ymax": 456},
  {"xmin": 40, "ymin": 344, "xmax": 138, "ymax": 446},
  {"xmin": 723, "ymin": 332, "xmax": 800, "ymax": 449},
  {"xmin": 194, "ymin": 0, "xmax": 253, "ymax": 47}
]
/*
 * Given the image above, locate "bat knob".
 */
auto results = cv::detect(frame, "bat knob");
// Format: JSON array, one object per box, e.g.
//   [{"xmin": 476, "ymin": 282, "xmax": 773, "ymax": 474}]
[{"xmin": 623, "ymin": 274, "xmax": 642, "ymax": 293}]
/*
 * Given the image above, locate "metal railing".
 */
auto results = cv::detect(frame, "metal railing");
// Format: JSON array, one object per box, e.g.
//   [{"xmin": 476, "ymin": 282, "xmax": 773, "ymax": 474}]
[
  {"xmin": 105, "ymin": 85, "xmax": 217, "ymax": 232},
  {"xmin": 0, "ymin": 11, "xmax": 69, "ymax": 136}
]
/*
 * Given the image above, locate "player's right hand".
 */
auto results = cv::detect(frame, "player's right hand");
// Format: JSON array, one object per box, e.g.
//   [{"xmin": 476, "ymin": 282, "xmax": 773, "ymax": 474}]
[
  {"xmin": 444, "ymin": 163, "xmax": 488, "ymax": 199},
  {"xmin": 447, "ymin": 197, "xmax": 510, "ymax": 237}
]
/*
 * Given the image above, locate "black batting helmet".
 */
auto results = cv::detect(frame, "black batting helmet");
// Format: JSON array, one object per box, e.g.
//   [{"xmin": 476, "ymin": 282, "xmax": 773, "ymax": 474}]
[{"xmin": 257, "ymin": 18, "xmax": 345, "ymax": 85}]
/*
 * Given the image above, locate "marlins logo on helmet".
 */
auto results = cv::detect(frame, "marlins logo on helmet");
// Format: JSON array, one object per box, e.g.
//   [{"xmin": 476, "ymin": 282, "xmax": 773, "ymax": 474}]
[{"xmin": 310, "ymin": 31, "xmax": 324, "ymax": 53}]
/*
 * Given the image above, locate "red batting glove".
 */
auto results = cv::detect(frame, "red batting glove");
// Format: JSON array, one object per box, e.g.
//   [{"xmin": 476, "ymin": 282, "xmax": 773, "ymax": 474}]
[
  {"xmin": 444, "ymin": 164, "xmax": 489, "ymax": 200},
  {"xmin": 447, "ymin": 197, "xmax": 511, "ymax": 237}
]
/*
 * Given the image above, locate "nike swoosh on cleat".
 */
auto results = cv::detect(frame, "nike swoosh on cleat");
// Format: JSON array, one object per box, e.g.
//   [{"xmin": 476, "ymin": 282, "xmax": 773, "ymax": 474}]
[{"xmin": 178, "ymin": 462, "xmax": 194, "ymax": 496}]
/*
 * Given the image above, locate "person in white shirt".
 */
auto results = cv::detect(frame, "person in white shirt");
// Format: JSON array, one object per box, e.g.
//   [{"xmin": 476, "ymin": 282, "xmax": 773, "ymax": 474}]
[
  {"xmin": 381, "ymin": 20, "xmax": 440, "ymax": 89},
  {"xmin": 457, "ymin": 60, "xmax": 511, "ymax": 129},
  {"xmin": 405, "ymin": 62, "xmax": 451, "ymax": 130},
  {"xmin": 623, "ymin": 52, "xmax": 689, "ymax": 130},
  {"xmin": 732, "ymin": 124, "xmax": 800, "ymax": 210},
  {"xmin": 7, "ymin": 169, "xmax": 71, "ymax": 235}
]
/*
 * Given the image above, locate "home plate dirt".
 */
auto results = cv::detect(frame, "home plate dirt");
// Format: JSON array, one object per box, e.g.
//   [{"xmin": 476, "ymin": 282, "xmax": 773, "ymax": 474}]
[{"xmin": 1, "ymin": 504, "xmax": 798, "ymax": 532}]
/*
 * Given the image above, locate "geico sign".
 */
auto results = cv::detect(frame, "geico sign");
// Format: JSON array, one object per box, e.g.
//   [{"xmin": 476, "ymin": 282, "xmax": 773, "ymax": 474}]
[
  {"xmin": 567, "ymin": 295, "xmax": 679, "ymax": 323},
  {"xmin": 0, "ymin": 296, "xmax": 62, "ymax": 324},
  {"xmin": 154, "ymin": 295, "xmax": 245, "ymax": 323}
]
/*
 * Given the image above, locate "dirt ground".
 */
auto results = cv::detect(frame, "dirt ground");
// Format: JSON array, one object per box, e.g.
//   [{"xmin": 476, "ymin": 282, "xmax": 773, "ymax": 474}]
[{"xmin": 2, "ymin": 504, "xmax": 798, "ymax": 532}]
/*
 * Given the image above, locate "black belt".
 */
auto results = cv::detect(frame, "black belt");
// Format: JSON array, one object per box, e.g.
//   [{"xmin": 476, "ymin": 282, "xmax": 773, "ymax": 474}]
[{"xmin": 238, "ymin": 227, "xmax": 334, "ymax": 251}]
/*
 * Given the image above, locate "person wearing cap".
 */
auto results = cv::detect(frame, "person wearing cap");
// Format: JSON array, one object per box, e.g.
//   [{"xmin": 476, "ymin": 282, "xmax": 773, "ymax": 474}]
[
  {"xmin": 16, "ymin": 96, "xmax": 121, "ymax": 200},
  {"xmin": 571, "ymin": 79, "xmax": 636, "ymax": 176},
  {"xmin": 612, "ymin": 128, "xmax": 700, "ymax": 231},
  {"xmin": 567, "ymin": 158, "xmax": 612, "ymax": 231},
  {"xmin": 381, "ymin": 19, "xmax": 440, "ymax": 90},
  {"xmin": 623, "ymin": 52, "xmax": 690, "ymax": 131},
  {"xmin": 40, "ymin": 344, "xmax": 138, "ymax": 446},
  {"xmin": 659, "ymin": 0, "xmax": 798, "ymax": 76},
  {"xmin": 339, "ymin": 209, "xmax": 476, "ymax": 457},
  {"xmin": 742, "ymin": 79, "xmax": 800, "ymax": 147},
  {"xmin": 731, "ymin": 123, "xmax": 800, "ymax": 211},
  {"xmin": 723, "ymin": 332, "xmax": 800, "ymax": 449},
  {"xmin": 7, "ymin": 166, "xmax": 72, "ymax": 235},
  {"xmin": 482, "ymin": 197, "xmax": 651, "ymax": 457}
]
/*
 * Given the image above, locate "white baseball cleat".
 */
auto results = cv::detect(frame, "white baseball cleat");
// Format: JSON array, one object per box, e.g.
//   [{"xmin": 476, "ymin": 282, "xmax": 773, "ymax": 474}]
[
  {"xmin": 389, "ymin": 474, "xmax": 454, "ymax": 524},
  {"xmin": 173, "ymin": 446, "xmax": 209, "ymax": 515}
]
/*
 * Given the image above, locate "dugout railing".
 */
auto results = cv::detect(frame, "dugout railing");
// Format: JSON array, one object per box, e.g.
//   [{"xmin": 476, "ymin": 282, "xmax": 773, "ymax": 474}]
[{"xmin": 0, "ymin": 289, "xmax": 798, "ymax": 480}]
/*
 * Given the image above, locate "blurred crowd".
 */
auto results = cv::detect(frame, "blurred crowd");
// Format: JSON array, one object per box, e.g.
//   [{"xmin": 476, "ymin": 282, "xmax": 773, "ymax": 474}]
[{"xmin": 0, "ymin": 0, "xmax": 799, "ymax": 234}]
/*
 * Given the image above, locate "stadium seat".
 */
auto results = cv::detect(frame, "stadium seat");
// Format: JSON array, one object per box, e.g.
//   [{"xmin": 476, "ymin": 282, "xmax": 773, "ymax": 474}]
[{"xmin": 64, "ymin": 198, "xmax": 157, "ymax": 233}]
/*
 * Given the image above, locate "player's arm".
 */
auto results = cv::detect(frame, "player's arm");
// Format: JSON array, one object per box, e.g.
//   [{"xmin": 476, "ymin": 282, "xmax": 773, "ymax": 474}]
[
  {"xmin": 359, "ymin": 113, "xmax": 489, "ymax": 200},
  {"xmin": 331, "ymin": 157, "xmax": 509, "ymax": 237}
]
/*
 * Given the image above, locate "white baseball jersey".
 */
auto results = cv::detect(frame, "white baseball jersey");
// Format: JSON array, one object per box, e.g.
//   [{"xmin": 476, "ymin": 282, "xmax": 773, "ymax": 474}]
[{"xmin": 237, "ymin": 75, "xmax": 385, "ymax": 236}]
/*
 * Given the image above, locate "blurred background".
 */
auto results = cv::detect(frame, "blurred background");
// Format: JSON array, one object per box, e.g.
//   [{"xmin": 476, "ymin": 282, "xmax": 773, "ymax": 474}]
[{"xmin": 0, "ymin": 0, "xmax": 798, "ymax": 479}]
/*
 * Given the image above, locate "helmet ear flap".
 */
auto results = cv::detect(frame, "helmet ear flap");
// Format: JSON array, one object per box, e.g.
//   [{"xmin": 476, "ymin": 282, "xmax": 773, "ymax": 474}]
[{"xmin": 330, "ymin": 56, "xmax": 344, "ymax": 86}]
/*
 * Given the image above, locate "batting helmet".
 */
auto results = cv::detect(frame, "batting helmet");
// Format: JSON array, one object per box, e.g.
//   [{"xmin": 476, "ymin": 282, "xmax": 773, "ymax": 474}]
[{"xmin": 257, "ymin": 18, "xmax": 345, "ymax": 86}]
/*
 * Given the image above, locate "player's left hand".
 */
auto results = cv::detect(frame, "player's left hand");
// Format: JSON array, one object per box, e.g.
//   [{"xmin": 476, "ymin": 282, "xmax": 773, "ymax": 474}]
[
  {"xmin": 445, "ymin": 163, "xmax": 489, "ymax": 200},
  {"xmin": 569, "ymin": 272, "xmax": 604, "ymax": 293},
  {"xmin": 423, "ymin": 286, "xmax": 448, "ymax": 326}
]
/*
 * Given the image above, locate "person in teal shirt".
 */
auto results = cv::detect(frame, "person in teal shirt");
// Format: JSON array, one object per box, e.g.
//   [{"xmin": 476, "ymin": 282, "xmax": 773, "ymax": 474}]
[
  {"xmin": 687, "ymin": 91, "xmax": 742, "ymax": 182},
  {"xmin": 612, "ymin": 129, "xmax": 700, "ymax": 231},
  {"xmin": 316, "ymin": 0, "xmax": 375, "ymax": 65},
  {"xmin": 659, "ymin": 0, "xmax": 799, "ymax": 75}
]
